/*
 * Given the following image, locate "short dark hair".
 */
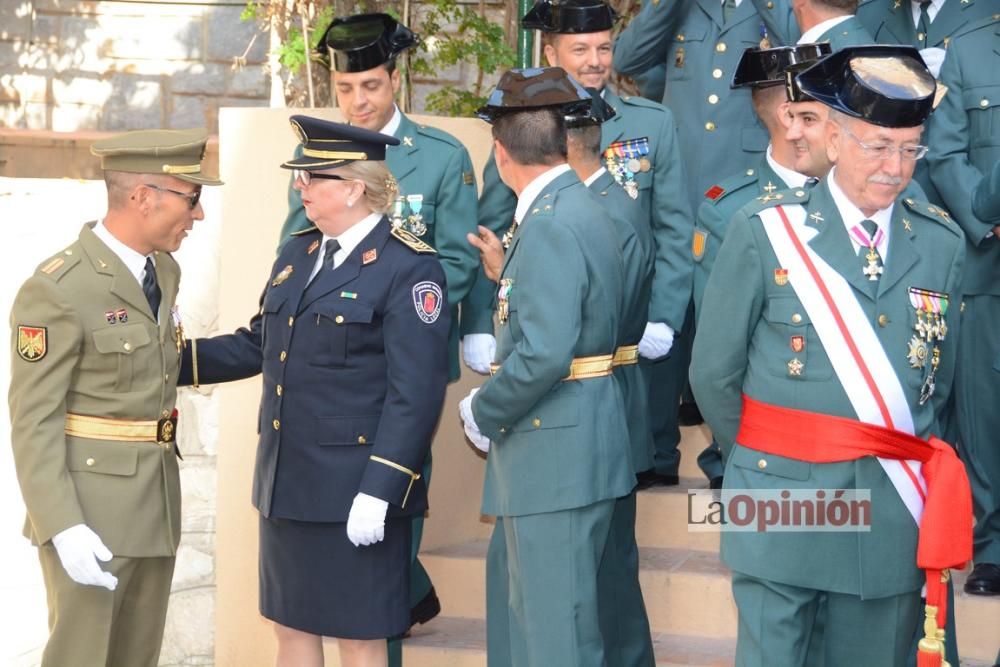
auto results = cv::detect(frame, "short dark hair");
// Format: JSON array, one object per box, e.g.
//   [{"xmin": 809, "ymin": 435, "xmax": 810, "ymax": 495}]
[
  {"xmin": 566, "ymin": 125, "xmax": 603, "ymax": 161},
  {"xmin": 812, "ymin": 0, "xmax": 858, "ymax": 13},
  {"xmin": 492, "ymin": 108, "xmax": 567, "ymax": 166}
]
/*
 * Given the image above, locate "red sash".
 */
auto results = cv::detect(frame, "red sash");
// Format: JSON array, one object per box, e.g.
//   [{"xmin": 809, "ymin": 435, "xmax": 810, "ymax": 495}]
[{"xmin": 737, "ymin": 394, "xmax": 973, "ymax": 665}]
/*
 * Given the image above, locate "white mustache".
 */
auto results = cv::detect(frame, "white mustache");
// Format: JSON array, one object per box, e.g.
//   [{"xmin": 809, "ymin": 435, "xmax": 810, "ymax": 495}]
[{"xmin": 868, "ymin": 174, "xmax": 902, "ymax": 186}]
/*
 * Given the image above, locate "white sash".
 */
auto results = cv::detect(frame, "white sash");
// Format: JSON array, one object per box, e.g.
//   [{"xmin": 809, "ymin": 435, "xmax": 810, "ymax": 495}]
[{"xmin": 758, "ymin": 205, "xmax": 926, "ymax": 524}]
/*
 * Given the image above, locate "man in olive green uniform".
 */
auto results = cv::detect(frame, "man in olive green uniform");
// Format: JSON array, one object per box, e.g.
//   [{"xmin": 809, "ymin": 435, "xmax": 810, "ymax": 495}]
[
  {"xmin": 926, "ymin": 14, "xmax": 1000, "ymax": 596},
  {"xmin": 691, "ymin": 46, "xmax": 971, "ymax": 665},
  {"xmin": 476, "ymin": 0, "xmax": 701, "ymax": 485},
  {"xmin": 459, "ymin": 67, "xmax": 632, "ymax": 667},
  {"xmin": 9, "ymin": 129, "xmax": 221, "ymax": 667},
  {"xmin": 276, "ymin": 15, "xmax": 481, "ymax": 645}
]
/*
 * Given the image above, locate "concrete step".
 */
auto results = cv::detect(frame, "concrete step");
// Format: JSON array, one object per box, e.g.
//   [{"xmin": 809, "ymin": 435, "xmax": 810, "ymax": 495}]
[
  {"xmin": 635, "ymin": 479, "xmax": 720, "ymax": 553},
  {"xmin": 422, "ymin": 541, "xmax": 1000, "ymax": 663}
]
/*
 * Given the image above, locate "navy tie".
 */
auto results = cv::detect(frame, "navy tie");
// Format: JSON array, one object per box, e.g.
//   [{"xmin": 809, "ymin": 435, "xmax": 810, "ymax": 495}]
[
  {"xmin": 142, "ymin": 257, "xmax": 161, "ymax": 319},
  {"xmin": 323, "ymin": 239, "xmax": 341, "ymax": 271}
]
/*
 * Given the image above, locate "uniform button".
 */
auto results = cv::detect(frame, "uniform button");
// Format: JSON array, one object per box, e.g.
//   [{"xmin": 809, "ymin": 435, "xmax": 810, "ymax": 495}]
[
  {"xmin": 716, "ymin": 42, "xmax": 726, "ymax": 53},
  {"xmin": 533, "ymin": 418, "xmax": 542, "ymax": 428},
  {"xmin": 86, "ymin": 457, "xmax": 96, "ymax": 467},
  {"xmin": 273, "ymin": 419, "xmax": 280, "ymax": 430},
  {"xmin": 276, "ymin": 384, "xmax": 283, "ymax": 396},
  {"xmin": 64, "ymin": 249, "xmax": 73, "ymax": 256},
  {"xmin": 791, "ymin": 313, "xmax": 803, "ymax": 324},
  {"xmin": 708, "ymin": 94, "xmax": 719, "ymax": 104},
  {"xmin": 358, "ymin": 435, "xmax": 367, "ymax": 445},
  {"xmin": 712, "ymin": 68, "xmax": 723, "ymax": 79},
  {"xmin": 499, "ymin": 426, "xmax": 507, "ymax": 434},
  {"xmin": 878, "ymin": 314, "xmax": 889, "ymax": 327},
  {"xmin": 288, "ymin": 316, "xmax": 294, "ymax": 327},
  {"xmin": 123, "ymin": 341, "xmax": 132, "ymax": 352},
  {"xmin": 677, "ymin": 33, "xmax": 685, "ymax": 41},
  {"xmin": 705, "ymin": 121, "xmax": 716, "ymax": 132},
  {"xmin": 164, "ymin": 374, "xmax": 169, "ymax": 382},
  {"xmin": 981, "ymin": 98, "xmax": 990, "ymax": 108},
  {"xmin": 757, "ymin": 459, "xmax": 767, "ymax": 470},
  {"xmin": 916, "ymin": 32, "xmax": 925, "ymax": 41},
  {"xmin": 280, "ymin": 351, "xmax": 287, "ymax": 362},
  {"xmin": 767, "ymin": 1, "xmax": 774, "ymax": 7},
  {"xmin": 335, "ymin": 315, "xmax": 345, "ymax": 324}
]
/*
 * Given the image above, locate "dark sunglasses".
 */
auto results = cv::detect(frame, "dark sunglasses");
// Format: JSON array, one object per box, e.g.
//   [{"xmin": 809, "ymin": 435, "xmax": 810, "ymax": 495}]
[
  {"xmin": 144, "ymin": 183, "xmax": 202, "ymax": 210},
  {"xmin": 293, "ymin": 169, "xmax": 348, "ymax": 186}
]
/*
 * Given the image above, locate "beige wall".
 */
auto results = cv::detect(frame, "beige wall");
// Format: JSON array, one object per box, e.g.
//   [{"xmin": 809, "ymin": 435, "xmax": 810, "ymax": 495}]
[{"xmin": 215, "ymin": 108, "xmax": 497, "ymax": 665}]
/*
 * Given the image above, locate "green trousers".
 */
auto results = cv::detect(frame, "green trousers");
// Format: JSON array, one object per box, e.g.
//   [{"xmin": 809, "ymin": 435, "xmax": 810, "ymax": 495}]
[
  {"xmin": 37, "ymin": 545, "xmax": 175, "ymax": 667},
  {"xmin": 485, "ymin": 499, "xmax": 615, "ymax": 667},
  {"xmin": 731, "ymin": 571, "xmax": 920, "ymax": 667}
]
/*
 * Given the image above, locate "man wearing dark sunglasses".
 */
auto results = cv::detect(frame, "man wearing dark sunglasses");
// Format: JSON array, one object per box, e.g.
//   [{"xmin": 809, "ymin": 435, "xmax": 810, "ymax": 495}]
[{"xmin": 9, "ymin": 128, "xmax": 221, "ymax": 667}]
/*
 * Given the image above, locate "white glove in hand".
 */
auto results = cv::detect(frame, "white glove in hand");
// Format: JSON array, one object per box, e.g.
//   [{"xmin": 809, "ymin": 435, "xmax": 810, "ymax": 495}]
[
  {"xmin": 462, "ymin": 334, "xmax": 497, "ymax": 375},
  {"xmin": 919, "ymin": 47, "xmax": 946, "ymax": 79},
  {"xmin": 346, "ymin": 492, "xmax": 389, "ymax": 547},
  {"xmin": 638, "ymin": 321, "xmax": 675, "ymax": 360},
  {"xmin": 459, "ymin": 388, "xmax": 491, "ymax": 453},
  {"xmin": 51, "ymin": 523, "xmax": 118, "ymax": 590}
]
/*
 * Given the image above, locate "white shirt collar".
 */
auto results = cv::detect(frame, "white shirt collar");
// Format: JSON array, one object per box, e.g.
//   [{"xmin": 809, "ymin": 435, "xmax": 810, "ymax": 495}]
[
  {"xmin": 765, "ymin": 144, "xmax": 809, "ymax": 190},
  {"xmin": 911, "ymin": 0, "xmax": 945, "ymax": 27},
  {"xmin": 92, "ymin": 219, "xmax": 151, "ymax": 285},
  {"xmin": 722, "ymin": 0, "xmax": 744, "ymax": 7},
  {"xmin": 583, "ymin": 166, "xmax": 607, "ymax": 187},
  {"xmin": 828, "ymin": 167, "xmax": 892, "ymax": 259},
  {"xmin": 514, "ymin": 164, "xmax": 573, "ymax": 224},
  {"xmin": 309, "ymin": 212, "xmax": 384, "ymax": 280},
  {"xmin": 379, "ymin": 106, "xmax": 403, "ymax": 138},
  {"xmin": 798, "ymin": 15, "xmax": 853, "ymax": 44}
]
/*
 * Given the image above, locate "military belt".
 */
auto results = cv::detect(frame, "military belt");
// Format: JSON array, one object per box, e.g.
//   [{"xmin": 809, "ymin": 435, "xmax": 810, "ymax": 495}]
[
  {"xmin": 65, "ymin": 412, "xmax": 177, "ymax": 444},
  {"xmin": 612, "ymin": 345, "xmax": 640, "ymax": 367},
  {"xmin": 489, "ymin": 353, "xmax": 615, "ymax": 380}
]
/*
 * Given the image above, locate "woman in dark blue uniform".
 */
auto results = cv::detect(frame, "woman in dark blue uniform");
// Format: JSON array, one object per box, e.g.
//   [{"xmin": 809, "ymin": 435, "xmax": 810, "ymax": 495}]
[{"xmin": 179, "ymin": 116, "xmax": 450, "ymax": 667}]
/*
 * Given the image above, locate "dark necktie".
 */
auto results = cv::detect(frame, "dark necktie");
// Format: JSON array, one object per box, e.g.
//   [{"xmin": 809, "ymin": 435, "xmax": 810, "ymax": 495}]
[
  {"xmin": 142, "ymin": 257, "xmax": 161, "ymax": 319},
  {"xmin": 723, "ymin": 0, "xmax": 737, "ymax": 23},
  {"xmin": 805, "ymin": 177, "xmax": 820, "ymax": 189},
  {"xmin": 917, "ymin": 0, "xmax": 932, "ymax": 46},
  {"xmin": 323, "ymin": 238, "xmax": 341, "ymax": 271}
]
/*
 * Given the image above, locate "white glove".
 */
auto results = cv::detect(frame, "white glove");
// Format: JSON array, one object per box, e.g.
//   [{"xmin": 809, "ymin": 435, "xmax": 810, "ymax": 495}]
[
  {"xmin": 51, "ymin": 524, "xmax": 118, "ymax": 590},
  {"xmin": 462, "ymin": 334, "xmax": 496, "ymax": 375},
  {"xmin": 638, "ymin": 321, "xmax": 675, "ymax": 360},
  {"xmin": 459, "ymin": 388, "xmax": 491, "ymax": 453},
  {"xmin": 919, "ymin": 47, "xmax": 946, "ymax": 79},
  {"xmin": 346, "ymin": 492, "xmax": 389, "ymax": 547}
]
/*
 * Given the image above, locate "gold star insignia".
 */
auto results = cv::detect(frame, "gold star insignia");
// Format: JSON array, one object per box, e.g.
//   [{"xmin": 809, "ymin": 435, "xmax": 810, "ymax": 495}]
[
  {"xmin": 787, "ymin": 358, "xmax": 804, "ymax": 376},
  {"xmin": 402, "ymin": 136, "xmax": 413, "ymax": 147}
]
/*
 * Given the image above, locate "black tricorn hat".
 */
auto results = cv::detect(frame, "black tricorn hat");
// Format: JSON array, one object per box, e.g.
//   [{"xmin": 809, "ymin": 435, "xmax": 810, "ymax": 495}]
[
  {"xmin": 795, "ymin": 45, "xmax": 936, "ymax": 128},
  {"xmin": 477, "ymin": 67, "xmax": 593, "ymax": 124},
  {"xmin": 731, "ymin": 43, "xmax": 832, "ymax": 89},
  {"xmin": 318, "ymin": 13, "xmax": 418, "ymax": 73},
  {"xmin": 564, "ymin": 86, "xmax": 617, "ymax": 128},
  {"xmin": 281, "ymin": 115, "xmax": 400, "ymax": 170},
  {"xmin": 521, "ymin": 0, "xmax": 617, "ymax": 34}
]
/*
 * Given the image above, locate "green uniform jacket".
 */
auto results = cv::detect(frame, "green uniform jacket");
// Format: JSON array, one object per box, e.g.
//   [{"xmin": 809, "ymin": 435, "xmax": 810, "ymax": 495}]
[
  {"xmin": 973, "ymin": 159, "xmax": 1000, "ymax": 222},
  {"xmin": 926, "ymin": 15, "xmax": 1000, "ymax": 296},
  {"xmin": 857, "ymin": 0, "xmax": 997, "ymax": 49},
  {"xmin": 592, "ymin": 169, "xmax": 656, "ymax": 473},
  {"xmin": 475, "ymin": 90, "xmax": 693, "ymax": 331},
  {"xmin": 612, "ymin": 0, "xmax": 799, "ymax": 211},
  {"xmin": 9, "ymin": 224, "xmax": 183, "ymax": 558},
  {"xmin": 279, "ymin": 113, "xmax": 480, "ymax": 380},
  {"xmin": 473, "ymin": 170, "xmax": 633, "ymax": 517},
  {"xmin": 690, "ymin": 181, "xmax": 965, "ymax": 597},
  {"xmin": 815, "ymin": 13, "xmax": 876, "ymax": 47}
]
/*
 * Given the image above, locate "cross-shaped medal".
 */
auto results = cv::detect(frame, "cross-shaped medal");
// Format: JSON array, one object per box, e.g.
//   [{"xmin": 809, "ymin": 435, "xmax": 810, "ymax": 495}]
[{"xmin": 863, "ymin": 248, "xmax": 883, "ymax": 281}]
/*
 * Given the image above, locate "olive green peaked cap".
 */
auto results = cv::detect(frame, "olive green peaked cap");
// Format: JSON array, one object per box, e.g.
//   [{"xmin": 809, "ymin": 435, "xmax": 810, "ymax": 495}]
[{"xmin": 90, "ymin": 128, "xmax": 223, "ymax": 186}]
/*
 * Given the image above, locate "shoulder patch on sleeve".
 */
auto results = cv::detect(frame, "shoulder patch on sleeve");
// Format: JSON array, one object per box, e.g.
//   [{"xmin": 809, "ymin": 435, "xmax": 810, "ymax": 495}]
[
  {"xmin": 391, "ymin": 226, "xmax": 437, "ymax": 254},
  {"xmin": 412, "ymin": 281, "xmax": 443, "ymax": 323},
  {"xmin": 692, "ymin": 228, "xmax": 707, "ymax": 261},
  {"xmin": 16, "ymin": 325, "xmax": 48, "ymax": 362}
]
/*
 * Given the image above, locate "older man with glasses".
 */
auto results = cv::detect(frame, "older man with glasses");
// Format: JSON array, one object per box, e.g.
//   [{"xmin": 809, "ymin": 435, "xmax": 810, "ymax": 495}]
[{"xmin": 691, "ymin": 45, "xmax": 972, "ymax": 666}]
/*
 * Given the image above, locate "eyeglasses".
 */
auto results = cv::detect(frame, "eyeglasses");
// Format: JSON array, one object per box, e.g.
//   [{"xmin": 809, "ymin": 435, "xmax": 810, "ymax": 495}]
[
  {"xmin": 838, "ymin": 123, "xmax": 928, "ymax": 161},
  {"xmin": 144, "ymin": 183, "xmax": 202, "ymax": 209},
  {"xmin": 292, "ymin": 169, "xmax": 348, "ymax": 186}
]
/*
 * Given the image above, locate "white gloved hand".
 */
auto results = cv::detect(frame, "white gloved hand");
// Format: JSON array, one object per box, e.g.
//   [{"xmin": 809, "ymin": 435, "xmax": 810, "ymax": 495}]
[
  {"xmin": 462, "ymin": 334, "xmax": 497, "ymax": 375},
  {"xmin": 51, "ymin": 523, "xmax": 118, "ymax": 590},
  {"xmin": 346, "ymin": 492, "xmax": 389, "ymax": 547},
  {"xmin": 459, "ymin": 388, "xmax": 491, "ymax": 453},
  {"xmin": 638, "ymin": 321, "xmax": 675, "ymax": 360},
  {"xmin": 919, "ymin": 47, "xmax": 946, "ymax": 79}
]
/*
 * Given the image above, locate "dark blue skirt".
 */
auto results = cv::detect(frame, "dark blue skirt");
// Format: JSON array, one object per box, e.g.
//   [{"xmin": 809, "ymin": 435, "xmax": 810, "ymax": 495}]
[{"xmin": 258, "ymin": 514, "xmax": 412, "ymax": 639}]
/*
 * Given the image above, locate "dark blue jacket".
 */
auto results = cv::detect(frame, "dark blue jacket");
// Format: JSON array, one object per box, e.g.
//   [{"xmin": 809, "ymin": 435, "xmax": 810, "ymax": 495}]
[{"xmin": 179, "ymin": 217, "xmax": 450, "ymax": 522}]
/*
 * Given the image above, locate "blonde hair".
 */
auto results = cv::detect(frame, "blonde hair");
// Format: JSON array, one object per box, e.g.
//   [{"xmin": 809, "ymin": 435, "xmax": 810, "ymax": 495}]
[{"xmin": 334, "ymin": 160, "xmax": 398, "ymax": 214}]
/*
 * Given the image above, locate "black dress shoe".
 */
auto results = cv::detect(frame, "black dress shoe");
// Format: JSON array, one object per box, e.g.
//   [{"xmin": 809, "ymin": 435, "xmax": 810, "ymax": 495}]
[
  {"xmin": 410, "ymin": 586, "xmax": 442, "ymax": 627},
  {"xmin": 709, "ymin": 475, "xmax": 724, "ymax": 490},
  {"xmin": 635, "ymin": 469, "xmax": 679, "ymax": 489},
  {"xmin": 964, "ymin": 563, "xmax": 1000, "ymax": 596},
  {"xmin": 678, "ymin": 402, "xmax": 704, "ymax": 427}
]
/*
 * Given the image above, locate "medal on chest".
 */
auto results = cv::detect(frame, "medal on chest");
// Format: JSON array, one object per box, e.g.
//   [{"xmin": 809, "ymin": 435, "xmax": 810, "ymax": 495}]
[
  {"xmin": 907, "ymin": 287, "xmax": 949, "ymax": 404},
  {"xmin": 497, "ymin": 278, "xmax": 513, "ymax": 325},
  {"xmin": 604, "ymin": 137, "xmax": 650, "ymax": 200}
]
